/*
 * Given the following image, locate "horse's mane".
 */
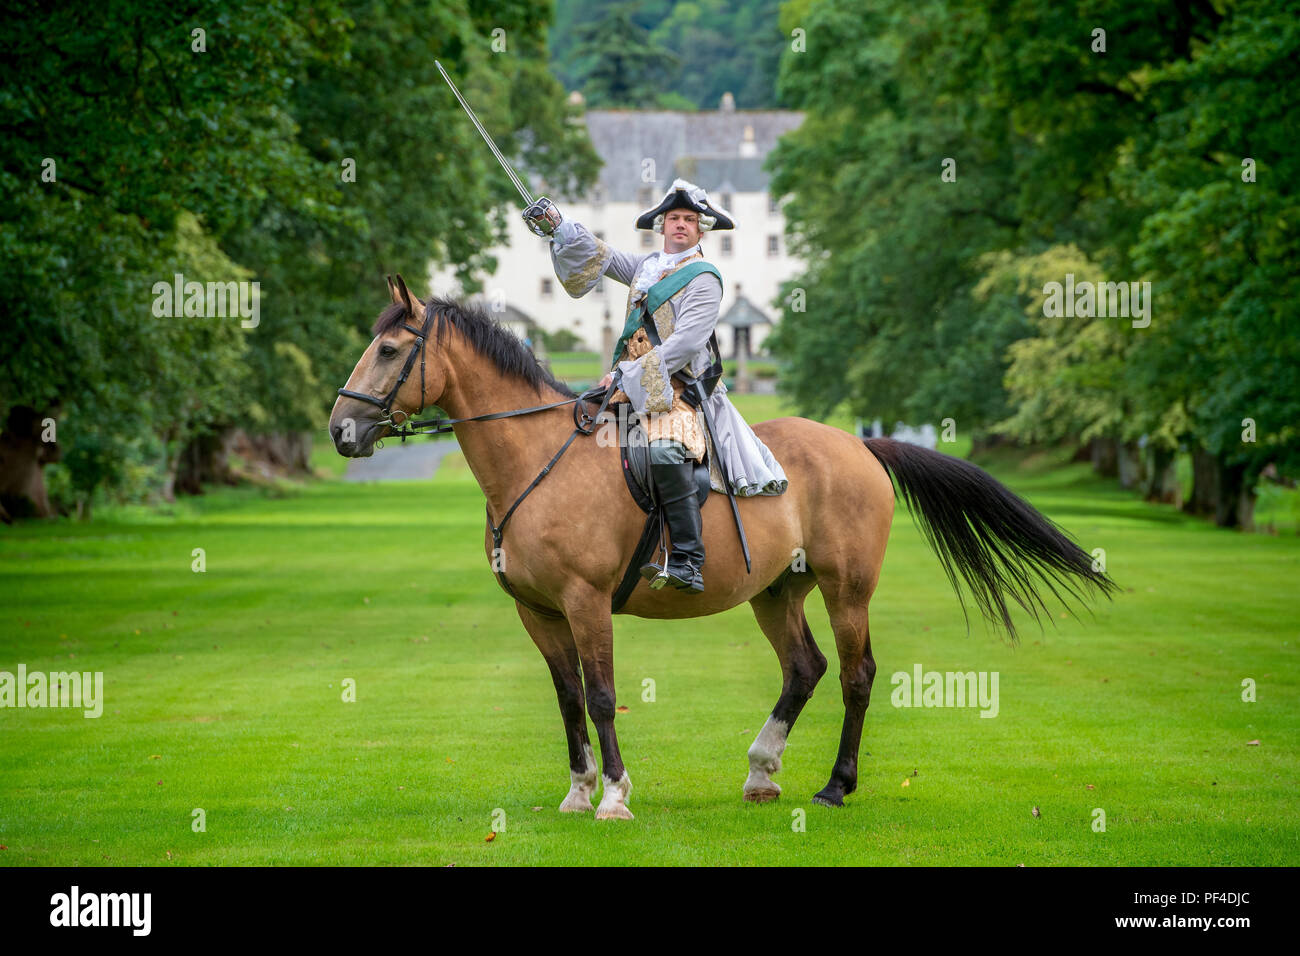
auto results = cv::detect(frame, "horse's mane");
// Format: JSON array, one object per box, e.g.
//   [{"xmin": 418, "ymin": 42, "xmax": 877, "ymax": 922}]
[{"xmin": 371, "ymin": 296, "xmax": 577, "ymax": 399}]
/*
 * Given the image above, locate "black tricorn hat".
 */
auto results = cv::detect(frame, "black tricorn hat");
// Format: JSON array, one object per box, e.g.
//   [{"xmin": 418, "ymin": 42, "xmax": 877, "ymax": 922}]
[{"xmin": 635, "ymin": 178, "xmax": 736, "ymax": 231}]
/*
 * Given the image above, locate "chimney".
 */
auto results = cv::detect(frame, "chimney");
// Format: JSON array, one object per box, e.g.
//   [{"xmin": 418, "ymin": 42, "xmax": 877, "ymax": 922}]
[
  {"xmin": 739, "ymin": 123, "xmax": 758, "ymax": 157},
  {"xmin": 719, "ymin": 91, "xmax": 735, "ymax": 112}
]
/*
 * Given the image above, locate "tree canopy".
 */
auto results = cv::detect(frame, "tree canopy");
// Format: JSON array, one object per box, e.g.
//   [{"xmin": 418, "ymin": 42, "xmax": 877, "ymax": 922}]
[
  {"xmin": 767, "ymin": 0, "xmax": 1299, "ymax": 525},
  {"xmin": 1, "ymin": 0, "xmax": 598, "ymax": 513},
  {"xmin": 551, "ymin": 0, "xmax": 787, "ymax": 109}
]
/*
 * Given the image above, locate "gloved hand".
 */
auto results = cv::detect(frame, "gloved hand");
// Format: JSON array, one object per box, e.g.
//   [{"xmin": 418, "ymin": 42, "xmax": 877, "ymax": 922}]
[{"xmin": 523, "ymin": 197, "xmax": 563, "ymax": 237}]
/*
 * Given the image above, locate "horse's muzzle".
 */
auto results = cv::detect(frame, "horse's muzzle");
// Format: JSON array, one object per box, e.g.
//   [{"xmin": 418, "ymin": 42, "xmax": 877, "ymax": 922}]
[{"xmin": 331, "ymin": 419, "xmax": 378, "ymax": 458}]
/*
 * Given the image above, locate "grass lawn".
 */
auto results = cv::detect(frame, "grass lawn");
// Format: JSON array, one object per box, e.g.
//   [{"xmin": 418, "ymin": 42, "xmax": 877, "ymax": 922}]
[{"xmin": 1, "ymin": 415, "xmax": 1296, "ymax": 866}]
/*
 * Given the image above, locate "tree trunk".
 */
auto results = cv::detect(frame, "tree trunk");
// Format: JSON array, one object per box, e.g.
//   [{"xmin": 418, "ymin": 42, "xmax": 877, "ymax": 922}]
[
  {"xmin": 1185, "ymin": 445, "xmax": 1219, "ymax": 517},
  {"xmin": 1091, "ymin": 437, "xmax": 1119, "ymax": 478},
  {"xmin": 231, "ymin": 431, "xmax": 313, "ymax": 477},
  {"xmin": 1117, "ymin": 440, "xmax": 1144, "ymax": 489},
  {"xmin": 0, "ymin": 405, "xmax": 60, "ymax": 519},
  {"xmin": 1214, "ymin": 460, "xmax": 1254, "ymax": 530},
  {"xmin": 175, "ymin": 429, "xmax": 238, "ymax": 496},
  {"xmin": 1143, "ymin": 445, "xmax": 1180, "ymax": 505},
  {"xmin": 1236, "ymin": 485, "xmax": 1257, "ymax": 530}
]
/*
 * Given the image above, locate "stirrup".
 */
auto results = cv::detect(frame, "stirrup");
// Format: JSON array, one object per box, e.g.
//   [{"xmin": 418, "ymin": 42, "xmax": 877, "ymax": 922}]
[{"xmin": 640, "ymin": 560, "xmax": 671, "ymax": 588}]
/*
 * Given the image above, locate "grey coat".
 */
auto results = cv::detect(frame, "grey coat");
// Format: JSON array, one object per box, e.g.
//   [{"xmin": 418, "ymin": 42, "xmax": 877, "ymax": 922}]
[{"xmin": 549, "ymin": 220, "xmax": 788, "ymax": 497}]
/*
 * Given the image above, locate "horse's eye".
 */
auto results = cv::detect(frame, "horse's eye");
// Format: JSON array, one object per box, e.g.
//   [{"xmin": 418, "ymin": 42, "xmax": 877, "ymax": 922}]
[{"xmin": 380, "ymin": 344, "xmax": 398, "ymax": 359}]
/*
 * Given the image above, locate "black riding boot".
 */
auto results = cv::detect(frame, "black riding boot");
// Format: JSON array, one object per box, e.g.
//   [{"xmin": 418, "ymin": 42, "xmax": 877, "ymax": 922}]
[{"xmin": 640, "ymin": 462, "xmax": 705, "ymax": 593}]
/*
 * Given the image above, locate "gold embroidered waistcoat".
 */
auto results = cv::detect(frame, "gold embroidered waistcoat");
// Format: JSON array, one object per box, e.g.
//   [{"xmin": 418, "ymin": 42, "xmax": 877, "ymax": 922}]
[{"xmin": 610, "ymin": 253, "xmax": 708, "ymax": 462}]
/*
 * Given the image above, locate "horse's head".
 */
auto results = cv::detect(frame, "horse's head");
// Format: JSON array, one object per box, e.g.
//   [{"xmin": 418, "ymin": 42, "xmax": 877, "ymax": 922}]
[{"xmin": 330, "ymin": 274, "xmax": 447, "ymax": 457}]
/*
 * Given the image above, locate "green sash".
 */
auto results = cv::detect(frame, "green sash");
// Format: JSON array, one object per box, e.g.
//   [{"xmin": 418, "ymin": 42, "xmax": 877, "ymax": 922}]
[{"xmin": 610, "ymin": 261, "xmax": 722, "ymax": 368}]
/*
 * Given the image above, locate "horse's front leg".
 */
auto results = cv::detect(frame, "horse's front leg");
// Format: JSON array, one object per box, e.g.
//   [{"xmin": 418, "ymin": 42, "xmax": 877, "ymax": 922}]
[
  {"xmin": 516, "ymin": 603, "xmax": 598, "ymax": 813},
  {"xmin": 563, "ymin": 591, "xmax": 633, "ymax": 820}
]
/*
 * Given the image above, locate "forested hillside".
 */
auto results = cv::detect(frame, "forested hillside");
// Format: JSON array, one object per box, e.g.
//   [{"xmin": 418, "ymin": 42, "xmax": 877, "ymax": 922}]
[{"xmin": 551, "ymin": 0, "xmax": 785, "ymax": 108}]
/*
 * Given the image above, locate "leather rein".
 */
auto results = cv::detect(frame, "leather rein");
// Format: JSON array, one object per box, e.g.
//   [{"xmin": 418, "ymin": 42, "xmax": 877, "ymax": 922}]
[{"xmin": 336, "ymin": 302, "xmax": 620, "ymax": 617}]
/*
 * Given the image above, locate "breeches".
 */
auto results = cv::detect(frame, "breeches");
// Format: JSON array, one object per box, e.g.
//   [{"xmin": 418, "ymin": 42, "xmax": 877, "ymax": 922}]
[{"xmin": 649, "ymin": 439, "xmax": 689, "ymax": 465}]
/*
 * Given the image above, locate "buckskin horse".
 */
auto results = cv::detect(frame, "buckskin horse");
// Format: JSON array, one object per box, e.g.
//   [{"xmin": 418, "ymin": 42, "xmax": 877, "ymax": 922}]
[{"xmin": 330, "ymin": 276, "xmax": 1116, "ymax": 820}]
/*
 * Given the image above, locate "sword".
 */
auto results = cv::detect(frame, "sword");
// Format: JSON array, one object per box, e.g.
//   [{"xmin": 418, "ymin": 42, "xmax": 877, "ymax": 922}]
[{"xmin": 435, "ymin": 60, "xmax": 538, "ymax": 208}]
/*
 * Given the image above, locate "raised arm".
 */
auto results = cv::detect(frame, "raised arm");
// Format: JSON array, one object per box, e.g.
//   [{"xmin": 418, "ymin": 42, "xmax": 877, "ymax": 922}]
[{"xmin": 548, "ymin": 220, "xmax": 643, "ymax": 297}]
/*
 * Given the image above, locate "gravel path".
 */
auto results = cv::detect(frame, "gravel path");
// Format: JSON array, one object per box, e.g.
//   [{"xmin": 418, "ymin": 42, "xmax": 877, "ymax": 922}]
[{"xmin": 343, "ymin": 438, "xmax": 462, "ymax": 482}]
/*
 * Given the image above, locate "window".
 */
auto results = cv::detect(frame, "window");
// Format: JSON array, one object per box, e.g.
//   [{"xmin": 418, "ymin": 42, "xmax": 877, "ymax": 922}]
[
  {"xmin": 767, "ymin": 235, "xmax": 780, "ymax": 256},
  {"xmin": 638, "ymin": 186, "xmax": 655, "ymax": 206},
  {"xmin": 641, "ymin": 232, "xmax": 655, "ymax": 248},
  {"xmin": 541, "ymin": 278, "xmax": 553, "ymax": 297},
  {"xmin": 768, "ymin": 194, "xmax": 780, "ymax": 215},
  {"xmin": 721, "ymin": 193, "xmax": 733, "ymax": 211},
  {"xmin": 720, "ymin": 235, "xmax": 733, "ymax": 256}
]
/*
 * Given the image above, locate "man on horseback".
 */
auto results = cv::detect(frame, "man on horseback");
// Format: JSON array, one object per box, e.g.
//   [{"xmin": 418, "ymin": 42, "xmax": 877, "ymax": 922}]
[{"xmin": 524, "ymin": 178, "xmax": 787, "ymax": 594}]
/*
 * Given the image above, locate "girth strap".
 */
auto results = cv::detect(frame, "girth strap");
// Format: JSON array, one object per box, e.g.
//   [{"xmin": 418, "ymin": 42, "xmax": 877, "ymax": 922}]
[{"xmin": 487, "ymin": 377, "xmax": 621, "ymax": 618}]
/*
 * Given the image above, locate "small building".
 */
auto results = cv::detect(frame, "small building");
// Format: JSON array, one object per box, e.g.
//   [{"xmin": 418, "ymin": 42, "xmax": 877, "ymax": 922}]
[
  {"xmin": 718, "ymin": 290, "xmax": 770, "ymax": 359},
  {"xmin": 429, "ymin": 94, "xmax": 805, "ymax": 356}
]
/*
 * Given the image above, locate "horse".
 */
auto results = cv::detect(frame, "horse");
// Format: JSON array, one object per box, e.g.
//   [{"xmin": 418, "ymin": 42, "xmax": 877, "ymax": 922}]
[{"xmin": 330, "ymin": 275, "xmax": 1117, "ymax": 820}]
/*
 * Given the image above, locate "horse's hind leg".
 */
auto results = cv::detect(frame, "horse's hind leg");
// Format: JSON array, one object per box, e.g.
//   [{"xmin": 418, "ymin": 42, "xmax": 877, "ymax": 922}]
[
  {"xmin": 812, "ymin": 580, "xmax": 876, "ymax": 807},
  {"xmin": 516, "ymin": 603, "xmax": 598, "ymax": 813},
  {"xmin": 744, "ymin": 586, "xmax": 827, "ymax": 803}
]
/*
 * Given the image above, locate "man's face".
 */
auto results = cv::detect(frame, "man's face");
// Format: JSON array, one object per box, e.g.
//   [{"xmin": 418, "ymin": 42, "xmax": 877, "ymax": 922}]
[{"xmin": 662, "ymin": 209, "xmax": 701, "ymax": 253}]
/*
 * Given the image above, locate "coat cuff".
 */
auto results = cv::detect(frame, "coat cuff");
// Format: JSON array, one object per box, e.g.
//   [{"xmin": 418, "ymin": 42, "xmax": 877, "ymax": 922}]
[{"xmin": 617, "ymin": 349, "xmax": 673, "ymax": 414}]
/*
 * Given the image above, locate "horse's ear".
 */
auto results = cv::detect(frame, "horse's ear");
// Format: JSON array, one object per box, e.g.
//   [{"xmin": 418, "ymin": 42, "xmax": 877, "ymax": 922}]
[
  {"xmin": 394, "ymin": 273, "xmax": 414, "ymax": 314},
  {"xmin": 385, "ymin": 274, "xmax": 398, "ymax": 304}
]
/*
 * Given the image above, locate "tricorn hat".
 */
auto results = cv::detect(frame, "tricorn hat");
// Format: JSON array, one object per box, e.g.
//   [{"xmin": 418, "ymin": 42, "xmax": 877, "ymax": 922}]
[{"xmin": 635, "ymin": 178, "xmax": 735, "ymax": 232}]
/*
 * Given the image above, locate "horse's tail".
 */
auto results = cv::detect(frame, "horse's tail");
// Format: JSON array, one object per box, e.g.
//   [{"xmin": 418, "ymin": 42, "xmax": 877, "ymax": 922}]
[{"xmin": 863, "ymin": 437, "xmax": 1118, "ymax": 640}]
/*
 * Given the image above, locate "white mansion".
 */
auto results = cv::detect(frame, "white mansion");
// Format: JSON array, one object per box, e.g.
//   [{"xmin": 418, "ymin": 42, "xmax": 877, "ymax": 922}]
[{"xmin": 428, "ymin": 93, "xmax": 805, "ymax": 361}]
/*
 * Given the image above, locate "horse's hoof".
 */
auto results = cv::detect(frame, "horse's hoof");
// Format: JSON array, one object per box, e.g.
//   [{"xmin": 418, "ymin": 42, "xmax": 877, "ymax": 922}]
[
  {"xmin": 743, "ymin": 786, "xmax": 781, "ymax": 804},
  {"xmin": 811, "ymin": 789, "xmax": 845, "ymax": 808},
  {"xmin": 595, "ymin": 805, "xmax": 635, "ymax": 820},
  {"xmin": 559, "ymin": 797, "xmax": 593, "ymax": 813}
]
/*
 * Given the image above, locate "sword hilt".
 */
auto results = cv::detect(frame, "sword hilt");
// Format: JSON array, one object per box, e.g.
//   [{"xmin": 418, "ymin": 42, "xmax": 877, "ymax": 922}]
[{"xmin": 523, "ymin": 197, "xmax": 563, "ymax": 237}]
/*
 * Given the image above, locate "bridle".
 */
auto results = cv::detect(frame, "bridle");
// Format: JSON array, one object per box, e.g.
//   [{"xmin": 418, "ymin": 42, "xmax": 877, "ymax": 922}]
[
  {"xmin": 336, "ymin": 305, "xmax": 437, "ymax": 428},
  {"xmin": 334, "ymin": 299, "xmax": 621, "ymax": 618}
]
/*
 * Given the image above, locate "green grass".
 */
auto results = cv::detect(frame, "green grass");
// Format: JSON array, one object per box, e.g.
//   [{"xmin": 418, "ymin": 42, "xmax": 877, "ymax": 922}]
[
  {"xmin": 1, "ymin": 415, "xmax": 1296, "ymax": 866},
  {"xmin": 546, "ymin": 350, "xmax": 604, "ymax": 387}
]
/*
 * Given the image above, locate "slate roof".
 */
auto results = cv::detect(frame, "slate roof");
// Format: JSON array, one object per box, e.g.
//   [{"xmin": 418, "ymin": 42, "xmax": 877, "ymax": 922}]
[
  {"xmin": 720, "ymin": 294, "xmax": 771, "ymax": 328},
  {"xmin": 553, "ymin": 109, "xmax": 804, "ymax": 202}
]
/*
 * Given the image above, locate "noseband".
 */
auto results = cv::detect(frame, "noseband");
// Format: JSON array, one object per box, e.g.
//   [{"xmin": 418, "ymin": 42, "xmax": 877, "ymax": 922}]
[{"xmin": 337, "ymin": 307, "xmax": 437, "ymax": 427}]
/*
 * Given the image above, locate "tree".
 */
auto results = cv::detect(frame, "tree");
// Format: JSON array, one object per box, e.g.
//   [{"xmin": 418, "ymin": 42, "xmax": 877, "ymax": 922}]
[
  {"xmin": 767, "ymin": 0, "xmax": 1298, "ymax": 528},
  {"xmin": 0, "ymin": 0, "xmax": 600, "ymax": 515},
  {"xmin": 570, "ymin": 3, "xmax": 681, "ymax": 108}
]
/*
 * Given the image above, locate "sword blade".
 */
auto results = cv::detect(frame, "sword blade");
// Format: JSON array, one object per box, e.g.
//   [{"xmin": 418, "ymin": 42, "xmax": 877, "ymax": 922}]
[{"xmin": 434, "ymin": 60, "xmax": 535, "ymax": 206}]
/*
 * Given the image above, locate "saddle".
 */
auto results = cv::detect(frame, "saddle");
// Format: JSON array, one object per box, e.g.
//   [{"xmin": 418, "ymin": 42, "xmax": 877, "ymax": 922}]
[{"xmin": 610, "ymin": 403, "xmax": 711, "ymax": 614}]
